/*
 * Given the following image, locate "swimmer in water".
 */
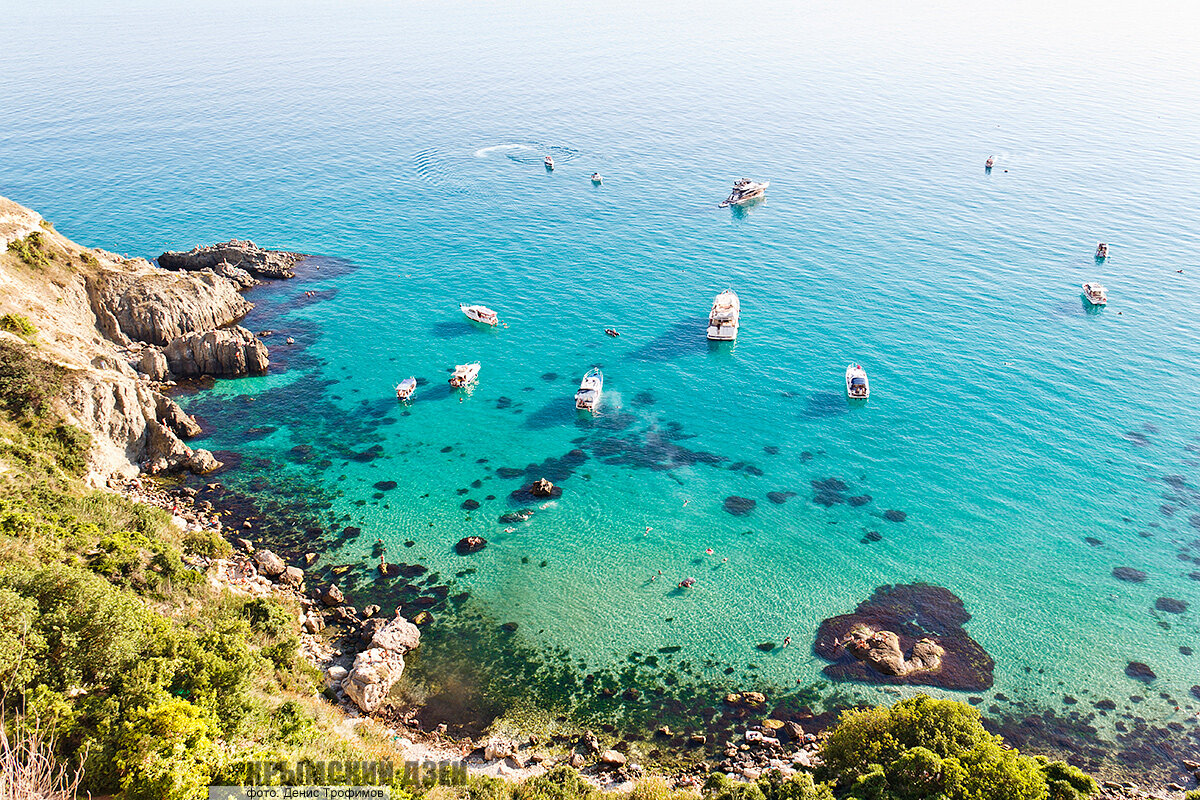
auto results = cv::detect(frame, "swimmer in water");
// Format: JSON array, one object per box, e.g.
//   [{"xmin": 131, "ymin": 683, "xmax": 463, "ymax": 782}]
[{"xmin": 683, "ymin": 499, "xmax": 689, "ymax": 507}]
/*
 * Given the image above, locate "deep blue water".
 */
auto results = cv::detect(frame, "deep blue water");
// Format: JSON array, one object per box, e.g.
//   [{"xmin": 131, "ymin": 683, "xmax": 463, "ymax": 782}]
[{"xmin": 5, "ymin": 0, "xmax": 1200, "ymax": 773}]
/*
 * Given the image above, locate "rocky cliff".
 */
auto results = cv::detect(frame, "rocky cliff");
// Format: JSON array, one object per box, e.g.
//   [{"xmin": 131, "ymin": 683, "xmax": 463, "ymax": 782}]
[
  {"xmin": 0, "ymin": 194, "xmax": 297, "ymax": 483},
  {"xmin": 158, "ymin": 239, "xmax": 305, "ymax": 279}
]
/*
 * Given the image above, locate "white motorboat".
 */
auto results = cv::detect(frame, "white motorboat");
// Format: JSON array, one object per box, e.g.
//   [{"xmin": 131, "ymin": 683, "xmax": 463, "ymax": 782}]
[
  {"xmin": 719, "ymin": 179, "xmax": 769, "ymax": 207},
  {"xmin": 1095, "ymin": 243, "xmax": 1109, "ymax": 259},
  {"xmin": 706, "ymin": 289, "xmax": 740, "ymax": 341},
  {"xmin": 591, "ymin": 173, "xmax": 603, "ymax": 184},
  {"xmin": 985, "ymin": 156, "xmax": 994, "ymax": 169},
  {"xmin": 1082, "ymin": 282, "xmax": 1108, "ymax": 306},
  {"xmin": 846, "ymin": 364, "xmax": 870, "ymax": 399},
  {"xmin": 450, "ymin": 362, "xmax": 480, "ymax": 388},
  {"xmin": 395, "ymin": 377, "xmax": 417, "ymax": 401},
  {"xmin": 544, "ymin": 156, "xmax": 555, "ymax": 170},
  {"xmin": 574, "ymin": 367, "xmax": 603, "ymax": 412},
  {"xmin": 460, "ymin": 303, "xmax": 498, "ymax": 326}
]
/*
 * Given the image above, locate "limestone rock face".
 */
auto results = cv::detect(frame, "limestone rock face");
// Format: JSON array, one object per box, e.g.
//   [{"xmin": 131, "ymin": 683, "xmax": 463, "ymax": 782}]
[
  {"xmin": 164, "ymin": 326, "xmax": 268, "ymax": 377},
  {"xmin": 343, "ymin": 614, "xmax": 422, "ymax": 713},
  {"xmin": 139, "ymin": 347, "xmax": 171, "ymax": 381},
  {"xmin": 86, "ymin": 269, "xmax": 252, "ymax": 346},
  {"xmin": 57, "ymin": 371, "xmax": 208, "ymax": 477},
  {"xmin": 158, "ymin": 240, "xmax": 305, "ymax": 280}
]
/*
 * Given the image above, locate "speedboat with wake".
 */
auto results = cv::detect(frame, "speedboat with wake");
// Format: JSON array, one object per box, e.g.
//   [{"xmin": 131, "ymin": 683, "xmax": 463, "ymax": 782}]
[
  {"xmin": 574, "ymin": 367, "xmax": 603, "ymax": 412},
  {"xmin": 450, "ymin": 362, "xmax": 481, "ymax": 388},
  {"xmin": 395, "ymin": 377, "xmax": 417, "ymax": 401},
  {"xmin": 846, "ymin": 364, "xmax": 870, "ymax": 399},
  {"xmin": 719, "ymin": 179, "xmax": 769, "ymax": 207},
  {"xmin": 1082, "ymin": 282, "xmax": 1108, "ymax": 306},
  {"xmin": 460, "ymin": 303, "xmax": 499, "ymax": 326},
  {"xmin": 706, "ymin": 289, "xmax": 740, "ymax": 341}
]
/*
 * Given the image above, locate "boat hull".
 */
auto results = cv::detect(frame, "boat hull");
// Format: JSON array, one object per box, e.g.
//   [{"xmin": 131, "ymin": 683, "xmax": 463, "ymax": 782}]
[{"xmin": 706, "ymin": 325, "xmax": 738, "ymax": 341}]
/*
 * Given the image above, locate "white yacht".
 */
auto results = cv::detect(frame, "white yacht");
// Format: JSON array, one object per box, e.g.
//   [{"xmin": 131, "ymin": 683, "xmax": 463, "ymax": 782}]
[
  {"xmin": 450, "ymin": 362, "xmax": 480, "ymax": 388},
  {"xmin": 574, "ymin": 367, "xmax": 603, "ymax": 412},
  {"xmin": 706, "ymin": 290, "xmax": 740, "ymax": 341},
  {"xmin": 719, "ymin": 179, "xmax": 769, "ymax": 207},
  {"xmin": 544, "ymin": 156, "xmax": 555, "ymax": 170},
  {"xmin": 460, "ymin": 303, "xmax": 499, "ymax": 326},
  {"xmin": 1082, "ymin": 282, "xmax": 1108, "ymax": 306},
  {"xmin": 846, "ymin": 364, "xmax": 870, "ymax": 399},
  {"xmin": 395, "ymin": 377, "xmax": 417, "ymax": 401}
]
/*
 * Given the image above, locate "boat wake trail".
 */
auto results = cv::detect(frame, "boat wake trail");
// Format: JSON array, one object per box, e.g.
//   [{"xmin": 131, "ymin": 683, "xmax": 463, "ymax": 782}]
[
  {"xmin": 411, "ymin": 147, "xmax": 472, "ymax": 194},
  {"xmin": 474, "ymin": 141, "xmax": 583, "ymax": 165}
]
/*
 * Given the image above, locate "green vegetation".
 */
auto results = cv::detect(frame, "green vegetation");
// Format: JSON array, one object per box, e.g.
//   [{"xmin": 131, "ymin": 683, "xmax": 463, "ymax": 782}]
[
  {"xmin": 7, "ymin": 231, "xmax": 53, "ymax": 268},
  {"xmin": 0, "ymin": 312, "xmax": 37, "ymax": 339},
  {"xmin": 79, "ymin": 250, "xmax": 99, "ymax": 267},
  {"xmin": 816, "ymin": 695, "xmax": 1095, "ymax": 800}
]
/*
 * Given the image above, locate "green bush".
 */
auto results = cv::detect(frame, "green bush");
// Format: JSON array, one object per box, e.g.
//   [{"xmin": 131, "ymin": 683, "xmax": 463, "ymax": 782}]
[
  {"xmin": 515, "ymin": 765, "xmax": 596, "ymax": 800},
  {"xmin": 182, "ymin": 525, "xmax": 232, "ymax": 558},
  {"xmin": 7, "ymin": 231, "xmax": 51, "ymax": 268},
  {"xmin": 0, "ymin": 312, "xmax": 37, "ymax": 338},
  {"xmin": 818, "ymin": 695, "xmax": 1095, "ymax": 800},
  {"xmin": 115, "ymin": 698, "xmax": 220, "ymax": 800}
]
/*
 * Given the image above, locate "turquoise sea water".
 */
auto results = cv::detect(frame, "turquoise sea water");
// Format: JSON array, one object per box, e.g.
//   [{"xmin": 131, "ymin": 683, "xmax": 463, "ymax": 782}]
[{"xmin": 5, "ymin": 0, "xmax": 1200, "ymax": 775}]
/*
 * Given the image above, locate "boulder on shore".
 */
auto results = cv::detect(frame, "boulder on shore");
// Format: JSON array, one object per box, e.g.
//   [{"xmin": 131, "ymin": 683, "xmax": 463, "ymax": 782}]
[
  {"xmin": 252, "ymin": 549, "xmax": 286, "ymax": 578},
  {"xmin": 157, "ymin": 240, "xmax": 306, "ymax": 280},
  {"xmin": 343, "ymin": 614, "xmax": 421, "ymax": 713}
]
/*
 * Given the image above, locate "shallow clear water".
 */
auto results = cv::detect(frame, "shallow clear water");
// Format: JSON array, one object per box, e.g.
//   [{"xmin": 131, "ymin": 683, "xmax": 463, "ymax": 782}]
[{"xmin": 5, "ymin": 0, "xmax": 1200, "ymax": 773}]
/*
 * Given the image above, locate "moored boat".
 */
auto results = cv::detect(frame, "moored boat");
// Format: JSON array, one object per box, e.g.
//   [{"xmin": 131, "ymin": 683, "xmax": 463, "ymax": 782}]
[
  {"xmin": 1095, "ymin": 243, "xmax": 1109, "ymax": 259},
  {"xmin": 846, "ymin": 364, "xmax": 870, "ymax": 399},
  {"xmin": 985, "ymin": 156, "xmax": 994, "ymax": 169},
  {"xmin": 450, "ymin": 362, "xmax": 480, "ymax": 388},
  {"xmin": 395, "ymin": 377, "xmax": 417, "ymax": 401},
  {"xmin": 706, "ymin": 289, "xmax": 740, "ymax": 341},
  {"xmin": 460, "ymin": 303, "xmax": 499, "ymax": 326},
  {"xmin": 591, "ymin": 173, "xmax": 602, "ymax": 184},
  {"xmin": 719, "ymin": 179, "xmax": 769, "ymax": 207},
  {"xmin": 544, "ymin": 156, "xmax": 555, "ymax": 170},
  {"xmin": 1082, "ymin": 282, "xmax": 1108, "ymax": 306},
  {"xmin": 574, "ymin": 367, "xmax": 603, "ymax": 412}
]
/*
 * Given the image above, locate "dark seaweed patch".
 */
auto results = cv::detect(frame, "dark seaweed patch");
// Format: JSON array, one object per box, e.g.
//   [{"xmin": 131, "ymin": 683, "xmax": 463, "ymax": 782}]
[
  {"xmin": 374, "ymin": 480, "xmax": 398, "ymax": 491},
  {"xmin": 1112, "ymin": 567, "xmax": 1148, "ymax": 583},
  {"xmin": 723, "ymin": 496, "xmax": 756, "ymax": 516},
  {"xmin": 811, "ymin": 478, "xmax": 848, "ymax": 507},
  {"xmin": 766, "ymin": 491, "xmax": 796, "ymax": 505},
  {"xmin": 884, "ymin": 509, "xmax": 907, "ymax": 522}
]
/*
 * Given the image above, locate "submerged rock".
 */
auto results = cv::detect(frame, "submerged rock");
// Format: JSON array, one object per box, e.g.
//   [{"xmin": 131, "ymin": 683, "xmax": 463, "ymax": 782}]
[
  {"xmin": 1155, "ymin": 597, "xmax": 1188, "ymax": 614},
  {"xmin": 1112, "ymin": 567, "xmax": 1148, "ymax": 583},
  {"xmin": 883, "ymin": 509, "xmax": 907, "ymax": 522},
  {"xmin": 724, "ymin": 496, "xmax": 757, "ymax": 516},
  {"xmin": 815, "ymin": 583, "xmax": 994, "ymax": 690},
  {"xmin": 1126, "ymin": 662, "xmax": 1157, "ymax": 682},
  {"xmin": 766, "ymin": 491, "xmax": 797, "ymax": 505}
]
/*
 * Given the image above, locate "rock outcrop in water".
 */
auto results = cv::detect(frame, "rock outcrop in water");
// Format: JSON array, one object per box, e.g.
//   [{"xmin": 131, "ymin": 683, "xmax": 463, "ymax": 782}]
[
  {"xmin": 164, "ymin": 325, "xmax": 269, "ymax": 377},
  {"xmin": 815, "ymin": 583, "xmax": 994, "ymax": 690},
  {"xmin": 158, "ymin": 239, "xmax": 306, "ymax": 280}
]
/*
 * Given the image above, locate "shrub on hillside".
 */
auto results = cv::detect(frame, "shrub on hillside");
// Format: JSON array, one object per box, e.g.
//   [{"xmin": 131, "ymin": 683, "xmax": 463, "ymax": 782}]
[
  {"xmin": 0, "ymin": 312, "xmax": 36, "ymax": 338},
  {"xmin": 818, "ymin": 695, "xmax": 1094, "ymax": 800},
  {"xmin": 7, "ymin": 231, "xmax": 51, "ymax": 268},
  {"xmin": 0, "ymin": 339, "xmax": 64, "ymax": 416}
]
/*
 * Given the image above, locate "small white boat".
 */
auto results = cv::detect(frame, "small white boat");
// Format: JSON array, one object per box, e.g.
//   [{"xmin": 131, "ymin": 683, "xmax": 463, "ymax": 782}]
[
  {"xmin": 574, "ymin": 367, "xmax": 603, "ymax": 412},
  {"xmin": 719, "ymin": 179, "xmax": 769, "ymax": 208},
  {"xmin": 544, "ymin": 156, "xmax": 555, "ymax": 170},
  {"xmin": 985, "ymin": 156, "xmax": 994, "ymax": 169},
  {"xmin": 460, "ymin": 303, "xmax": 498, "ymax": 326},
  {"xmin": 1082, "ymin": 282, "xmax": 1108, "ymax": 306},
  {"xmin": 706, "ymin": 290, "xmax": 740, "ymax": 341},
  {"xmin": 591, "ymin": 173, "xmax": 603, "ymax": 184},
  {"xmin": 395, "ymin": 377, "xmax": 417, "ymax": 401},
  {"xmin": 1095, "ymin": 243, "xmax": 1109, "ymax": 259},
  {"xmin": 846, "ymin": 364, "xmax": 869, "ymax": 399},
  {"xmin": 450, "ymin": 362, "xmax": 480, "ymax": 388}
]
